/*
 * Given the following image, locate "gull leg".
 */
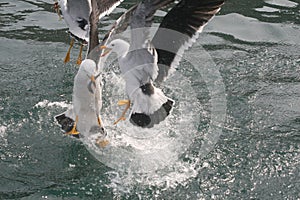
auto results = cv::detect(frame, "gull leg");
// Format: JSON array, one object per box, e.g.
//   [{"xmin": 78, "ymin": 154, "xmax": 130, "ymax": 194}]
[
  {"xmin": 76, "ymin": 43, "xmax": 84, "ymax": 65},
  {"xmin": 64, "ymin": 38, "xmax": 75, "ymax": 63},
  {"xmin": 66, "ymin": 115, "xmax": 80, "ymax": 135},
  {"xmin": 97, "ymin": 115, "xmax": 103, "ymax": 127},
  {"xmin": 95, "ymin": 115, "xmax": 109, "ymax": 148},
  {"xmin": 113, "ymin": 100, "xmax": 130, "ymax": 125}
]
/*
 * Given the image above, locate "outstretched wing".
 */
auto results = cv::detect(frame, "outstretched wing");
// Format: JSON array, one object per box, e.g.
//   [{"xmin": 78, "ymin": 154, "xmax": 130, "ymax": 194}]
[
  {"xmin": 152, "ymin": 0, "xmax": 225, "ymax": 83},
  {"xmin": 88, "ymin": 0, "xmax": 124, "ymax": 54},
  {"xmin": 59, "ymin": 0, "xmax": 123, "ymax": 44},
  {"xmin": 65, "ymin": 0, "xmax": 90, "ymax": 22},
  {"xmin": 124, "ymin": 0, "xmax": 175, "ymax": 82},
  {"xmin": 129, "ymin": 0, "xmax": 174, "ymax": 50},
  {"xmin": 93, "ymin": 4, "xmax": 138, "ymax": 69},
  {"xmin": 101, "ymin": 4, "xmax": 138, "ymax": 47},
  {"xmin": 95, "ymin": 0, "xmax": 124, "ymax": 19},
  {"xmin": 93, "ymin": 0, "xmax": 174, "ymax": 69}
]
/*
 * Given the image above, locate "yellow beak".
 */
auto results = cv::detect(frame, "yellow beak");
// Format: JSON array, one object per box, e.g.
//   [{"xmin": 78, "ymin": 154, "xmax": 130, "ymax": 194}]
[
  {"xmin": 99, "ymin": 45, "xmax": 111, "ymax": 57},
  {"xmin": 90, "ymin": 75, "xmax": 96, "ymax": 85},
  {"xmin": 87, "ymin": 75, "xmax": 96, "ymax": 94}
]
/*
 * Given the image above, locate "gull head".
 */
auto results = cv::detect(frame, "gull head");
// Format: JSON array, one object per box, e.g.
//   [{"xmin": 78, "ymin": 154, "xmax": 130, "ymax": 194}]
[
  {"xmin": 80, "ymin": 59, "xmax": 96, "ymax": 76},
  {"xmin": 100, "ymin": 39, "xmax": 129, "ymax": 57},
  {"xmin": 79, "ymin": 59, "xmax": 98, "ymax": 93}
]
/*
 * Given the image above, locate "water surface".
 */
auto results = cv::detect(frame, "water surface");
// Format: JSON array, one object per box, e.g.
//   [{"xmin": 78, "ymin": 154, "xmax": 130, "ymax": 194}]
[{"xmin": 0, "ymin": 0, "xmax": 299, "ymax": 199}]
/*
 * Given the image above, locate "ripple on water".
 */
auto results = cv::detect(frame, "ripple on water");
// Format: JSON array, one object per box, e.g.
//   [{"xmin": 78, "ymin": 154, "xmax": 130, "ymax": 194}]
[
  {"xmin": 265, "ymin": 0, "xmax": 298, "ymax": 8},
  {"xmin": 206, "ymin": 13, "xmax": 300, "ymax": 44},
  {"xmin": 255, "ymin": 6, "xmax": 280, "ymax": 13},
  {"xmin": 81, "ymin": 70, "xmax": 202, "ymax": 187}
]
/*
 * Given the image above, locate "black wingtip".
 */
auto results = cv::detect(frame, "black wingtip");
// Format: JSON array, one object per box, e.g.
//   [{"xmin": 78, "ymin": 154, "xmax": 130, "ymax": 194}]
[
  {"xmin": 130, "ymin": 99, "xmax": 174, "ymax": 128},
  {"xmin": 130, "ymin": 113, "xmax": 152, "ymax": 128},
  {"xmin": 162, "ymin": 98, "xmax": 173, "ymax": 115},
  {"xmin": 55, "ymin": 114, "xmax": 79, "ymax": 138}
]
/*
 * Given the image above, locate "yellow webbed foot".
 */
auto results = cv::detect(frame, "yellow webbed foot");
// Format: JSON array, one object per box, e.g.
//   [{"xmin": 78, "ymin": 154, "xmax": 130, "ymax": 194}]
[
  {"xmin": 113, "ymin": 100, "xmax": 130, "ymax": 125},
  {"xmin": 66, "ymin": 115, "xmax": 79, "ymax": 135},
  {"xmin": 117, "ymin": 100, "xmax": 130, "ymax": 106},
  {"xmin": 66, "ymin": 126, "xmax": 79, "ymax": 135},
  {"xmin": 96, "ymin": 138, "xmax": 109, "ymax": 148}
]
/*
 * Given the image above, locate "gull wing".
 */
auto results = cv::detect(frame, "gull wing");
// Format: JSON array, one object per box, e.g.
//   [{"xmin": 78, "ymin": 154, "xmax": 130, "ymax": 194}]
[
  {"xmin": 129, "ymin": 0, "xmax": 174, "ymax": 50},
  {"xmin": 94, "ymin": 4, "xmax": 139, "ymax": 69},
  {"xmin": 65, "ymin": 0, "xmax": 90, "ymax": 23},
  {"xmin": 152, "ymin": 0, "xmax": 225, "ymax": 83},
  {"xmin": 95, "ymin": 0, "xmax": 124, "ymax": 19},
  {"xmin": 88, "ymin": 0, "xmax": 124, "ymax": 53}
]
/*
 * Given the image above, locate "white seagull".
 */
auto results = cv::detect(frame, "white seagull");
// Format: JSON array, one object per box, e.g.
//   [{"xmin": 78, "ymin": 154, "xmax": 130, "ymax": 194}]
[
  {"xmin": 55, "ymin": 0, "xmax": 108, "ymax": 147},
  {"xmin": 55, "ymin": 0, "xmax": 124, "ymax": 64},
  {"xmin": 99, "ymin": 0, "xmax": 174, "ymax": 128},
  {"xmin": 99, "ymin": 0, "xmax": 225, "ymax": 128},
  {"xmin": 55, "ymin": 59, "xmax": 108, "ymax": 147}
]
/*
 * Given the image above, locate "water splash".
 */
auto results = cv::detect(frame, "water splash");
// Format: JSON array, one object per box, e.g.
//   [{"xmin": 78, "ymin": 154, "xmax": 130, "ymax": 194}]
[{"xmin": 81, "ymin": 68, "xmax": 204, "ymax": 190}]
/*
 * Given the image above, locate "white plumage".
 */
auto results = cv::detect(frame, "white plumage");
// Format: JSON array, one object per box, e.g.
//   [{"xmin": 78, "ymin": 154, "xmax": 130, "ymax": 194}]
[
  {"xmin": 99, "ymin": 0, "xmax": 225, "ymax": 127},
  {"xmin": 55, "ymin": 59, "xmax": 104, "ymax": 138},
  {"xmin": 105, "ymin": 39, "xmax": 171, "ymax": 116},
  {"xmin": 57, "ymin": 0, "xmax": 124, "ymax": 64},
  {"xmin": 58, "ymin": 0, "xmax": 124, "ymax": 42},
  {"xmin": 101, "ymin": 1, "xmax": 175, "ymax": 128},
  {"xmin": 73, "ymin": 59, "xmax": 103, "ymax": 134},
  {"xmin": 58, "ymin": 0, "xmax": 91, "ymax": 42}
]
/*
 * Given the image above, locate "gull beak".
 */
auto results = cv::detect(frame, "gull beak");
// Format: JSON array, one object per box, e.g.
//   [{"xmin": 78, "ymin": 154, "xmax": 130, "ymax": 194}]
[
  {"xmin": 90, "ymin": 75, "xmax": 96, "ymax": 87},
  {"xmin": 87, "ymin": 75, "xmax": 96, "ymax": 94},
  {"xmin": 100, "ymin": 45, "xmax": 111, "ymax": 57}
]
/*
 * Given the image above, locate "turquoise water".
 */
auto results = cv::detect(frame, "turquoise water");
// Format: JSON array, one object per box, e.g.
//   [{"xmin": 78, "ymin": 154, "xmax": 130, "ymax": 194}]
[{"xmin": 1, "ymin": 0, "xmax": 300, "ymax": 199}]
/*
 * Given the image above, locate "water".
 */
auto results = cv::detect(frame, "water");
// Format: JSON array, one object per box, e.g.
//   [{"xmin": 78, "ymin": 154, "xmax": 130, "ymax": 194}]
[{"xmin": 1, "ymin": 0, "xmax": 300, "ymax": 199}]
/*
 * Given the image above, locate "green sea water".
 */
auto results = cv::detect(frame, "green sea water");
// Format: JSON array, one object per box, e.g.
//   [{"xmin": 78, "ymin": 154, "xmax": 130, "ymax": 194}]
[{"xmin": 0, "ymin": 0, "xmax": 299, "ymax": 199}]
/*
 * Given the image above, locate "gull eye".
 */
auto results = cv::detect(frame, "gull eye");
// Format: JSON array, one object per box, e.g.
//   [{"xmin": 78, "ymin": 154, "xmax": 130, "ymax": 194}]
[{"xmin": 111, "ymin": 44, "xmax": 115, "ymax": 47}]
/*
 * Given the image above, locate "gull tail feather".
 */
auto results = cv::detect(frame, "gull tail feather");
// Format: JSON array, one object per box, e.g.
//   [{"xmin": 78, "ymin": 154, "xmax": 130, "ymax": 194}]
[
  {"xmin": 130, "ymin": 99, "xmax": 173, "ymax": 128},
  {"xmin": 54, "ymin": 112, "xmax": 79, "ymax": 138},
  {"xmin": 129, "ymin": 85, "xmax": 174, "ymax": 128}
]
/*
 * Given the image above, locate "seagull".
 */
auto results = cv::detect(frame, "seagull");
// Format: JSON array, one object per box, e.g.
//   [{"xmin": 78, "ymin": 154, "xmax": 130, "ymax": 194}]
[
  {"xmin": 55, "ymin": 0, "xmax": 108, "ymax": 147},
  {"xmin": 55, "ymin": 59, "xmax": 108, "ymax": 147},
  {"xmin": 99, "ymin": 0, "xmax": 225, "ymax": 128},
  {"xmin": 58, "ymin": 59, "xmax": 102, "ymax": 133},
  {"xmin": 55, "ymin": 0, "xmax": 124, "ymax": 64},
  {"xmin": 99, "ymin": 0, "xmax": 174, "ymax": 128},
  {"xmin": 69, "ymin": 59, "xmax": 103, "ymax": 136}
]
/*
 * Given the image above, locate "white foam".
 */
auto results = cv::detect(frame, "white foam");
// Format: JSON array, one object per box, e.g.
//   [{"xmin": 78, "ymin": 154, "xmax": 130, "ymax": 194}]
[
  {"xmin": 47, "ymin": 101, "xmax": 70, "ymax": 108},
  {"xmin": 0, "ymin": 125, "xmax": 8, "ymax": 147},
  {"xmin": 83, "ymin": 70, "xmax": 202, "ymax": 189},
  {"xmin": 34, "ymin": 100, "xmax": 71, "ymax": 109},
  {"xmin": 255, "ymin": 6, "xmax": 280, "ymax": 12},
  {"xmin": 0, "ymin": 126, "xmax": 7, "ymax": 138},
  {"xmin": 34, "ymin": 99, "xmax": 49, "ymax": 108}
]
